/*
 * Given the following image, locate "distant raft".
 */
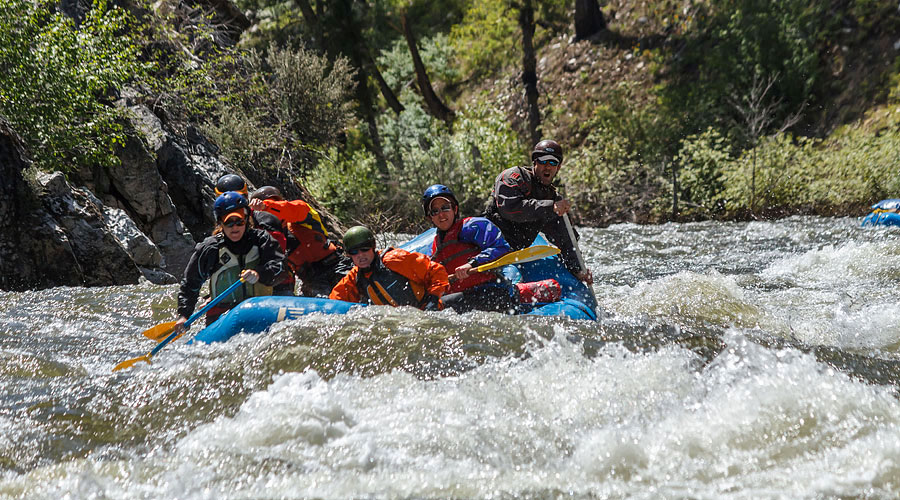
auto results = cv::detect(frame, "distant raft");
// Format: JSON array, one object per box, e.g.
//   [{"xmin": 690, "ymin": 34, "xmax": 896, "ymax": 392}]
[
  {"xmin": 860, "ymin": 199, "xmax": 900, "ymax": 227},
  {"xmin": 191, "ymin": 229, "xmax": 599, "ymax": 344}
]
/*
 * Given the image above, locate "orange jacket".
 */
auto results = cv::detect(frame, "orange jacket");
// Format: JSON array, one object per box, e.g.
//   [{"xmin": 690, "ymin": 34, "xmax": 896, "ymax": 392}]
[
  {"xmin": 329, "ymin": 248, "xmax": 449, "ymax": 307},
  {"xmin": 258, "ymin": 199, "xmax": 338, "ymax": 269}
]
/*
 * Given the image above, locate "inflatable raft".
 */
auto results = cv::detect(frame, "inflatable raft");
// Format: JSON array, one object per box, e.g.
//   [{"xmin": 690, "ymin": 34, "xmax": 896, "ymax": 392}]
[
  {"xmin": 192, "ymin": 229, "xmax": 599, "ymax": 344},
  {"xmin": 860, "ymin": 199, "xmax": 900, "ymax": 227}
]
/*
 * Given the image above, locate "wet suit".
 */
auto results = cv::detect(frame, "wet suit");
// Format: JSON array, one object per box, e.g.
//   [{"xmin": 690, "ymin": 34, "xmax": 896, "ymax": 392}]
[{"xmin": 483, "ymin": 165, "xmax": 582, "ymax": 276}]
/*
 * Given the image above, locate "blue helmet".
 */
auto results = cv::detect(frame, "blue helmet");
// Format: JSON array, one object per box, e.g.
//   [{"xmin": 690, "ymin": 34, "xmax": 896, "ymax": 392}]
[
  {"xmin": 422, "ymin": 184, "xmax": 458, "ymax": 216},
  {"xmin": 213, "ymin": 191, "xmax": 250, "ymax": 220}
]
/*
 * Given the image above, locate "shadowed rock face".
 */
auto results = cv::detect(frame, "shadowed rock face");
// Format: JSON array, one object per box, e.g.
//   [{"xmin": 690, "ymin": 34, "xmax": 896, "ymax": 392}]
[{"xmin": 0, "ymin": 119, "xmax": 142, "ymax": 290}]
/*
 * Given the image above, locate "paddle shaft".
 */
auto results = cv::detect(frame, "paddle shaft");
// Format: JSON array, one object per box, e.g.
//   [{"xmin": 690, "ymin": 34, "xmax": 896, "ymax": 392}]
[
  {"xmin": 563, "ymin": 213, "xmax": 597, "ymax": 301},
  {"xmin": 151, "ymin": 276, "xmax": 246, "ymax": 355}
]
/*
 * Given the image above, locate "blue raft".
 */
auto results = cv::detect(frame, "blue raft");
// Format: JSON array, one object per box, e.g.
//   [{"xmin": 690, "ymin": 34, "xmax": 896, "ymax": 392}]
[
  {"xmin": 192, "ymin": 229, "xmax": 598, "ymax": 344},
  {"xmin": 861, "ymin": 199, "xmax": 900, "ymax": 227}
]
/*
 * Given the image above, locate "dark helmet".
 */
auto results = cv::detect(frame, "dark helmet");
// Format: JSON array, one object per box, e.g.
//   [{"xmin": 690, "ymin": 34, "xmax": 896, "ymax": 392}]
[
  {"xmin": 250, "ymin": 186, "xmax": 284, "ymax": 201},
  {"xmin": 214, "ymin": 174, "xmax": 249, "ymax": 196},
  {"xmin": 343, "ymin": 226, "xmax": 376, "ymax": 252},
  {"xmin": 213, "ymin": 191, "xmax": 250, "ymax": 221},
  {"xmin": 421, "ymin": 184, "xmax": 458, "ymax": 216},
  {"xmin": 531, "ymin": 139, "xmax": 563, "ymax": 163}
]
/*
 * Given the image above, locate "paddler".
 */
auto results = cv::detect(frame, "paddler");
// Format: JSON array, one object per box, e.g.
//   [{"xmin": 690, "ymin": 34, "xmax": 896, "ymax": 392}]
[
  {"xmin": 248, "ymin": 185, "xmax": 353, "ymax": 298},
  {"xmin": 175, "ymin": 191, "xmax": 285, "ymax": 329},
  {"xmin": 421, "ymin": 184, "xmax": 520, "ymax": 313},
  {"xmin": 329, "ymin": 226, "xmax": 449, "ymax": 310},
  {"xmin": 482, "ymin": 139, "xmax": 593, "ymax": 285}
]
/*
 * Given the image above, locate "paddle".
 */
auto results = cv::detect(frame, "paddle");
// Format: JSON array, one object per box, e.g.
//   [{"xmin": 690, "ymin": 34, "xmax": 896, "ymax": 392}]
[
  {"xmin": 563, "ymin": 213, "xmax": 597, "ymax": 301},
  {"xmin": 448, "ymin": 245, "xmax": 560, "ymax": 281},
  {"xmin": 113, "ymin": 277, "xmax": 246, "ymax": 372}
]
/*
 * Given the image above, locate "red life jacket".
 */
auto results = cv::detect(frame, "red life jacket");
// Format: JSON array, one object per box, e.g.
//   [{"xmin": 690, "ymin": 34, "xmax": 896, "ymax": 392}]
[
  {"xmin": 432, "ymin": 218, "xmax": 495, "ymax": 293},
  {"xmin": 286, "ymin": 224, "xmax": 339, "ymax": 272}
]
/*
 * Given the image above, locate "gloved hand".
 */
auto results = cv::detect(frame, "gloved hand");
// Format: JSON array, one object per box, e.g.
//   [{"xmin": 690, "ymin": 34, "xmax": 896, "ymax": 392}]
[{"xmin": 421, "ymin": 294, "xmax": 442, "ymax": 311}]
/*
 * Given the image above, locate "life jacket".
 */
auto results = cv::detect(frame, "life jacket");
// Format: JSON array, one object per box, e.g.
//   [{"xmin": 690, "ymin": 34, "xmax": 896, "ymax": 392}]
[
  {"xmin": 285, "ymin": 219, "xmax": 339, "ymax": 271},
  {"xmin": 209, "ymin": 244, "xmax": 273, "ymax": 307},
  {"xmin": 355, "ymin": 249, "xmax": 428, "ymax": 307},
  {"xmin": 432, "ymin": 218, "xmax": 495, "ymax": 293}
]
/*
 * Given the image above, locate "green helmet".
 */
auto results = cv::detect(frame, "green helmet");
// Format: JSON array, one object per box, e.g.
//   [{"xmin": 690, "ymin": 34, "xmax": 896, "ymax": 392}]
[{"xmin": 343, "ymin": 226, "xmax": 376, "ymax": 251}]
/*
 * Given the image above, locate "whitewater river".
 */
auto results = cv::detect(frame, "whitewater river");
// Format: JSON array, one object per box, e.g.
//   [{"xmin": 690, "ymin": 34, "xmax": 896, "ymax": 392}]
[{"xmin": 1, "ymin": 216, "xmax": 899, "ymax": 499}]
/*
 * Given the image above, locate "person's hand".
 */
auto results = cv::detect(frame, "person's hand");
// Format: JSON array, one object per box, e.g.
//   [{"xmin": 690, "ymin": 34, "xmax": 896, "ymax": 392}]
[
  {"xmin": 174, "ymin": 316, "xmax": 188, "ymax": 334},
  {"xmin": 241, "ymin": 269, "xmax": 260, "ymax": 284},
  {"xmin": 249, "ymin": 198, "xmax": 266, "ymax": 211},
  {"xmin": 553, "ymin": 199, "xmax": 571, "ymax": 216},
  {"xmin": 454, "ymin": 263, "xmax": 473, "ymax": 280},
  {"xmin": 577, "ymin": 268, "xmax": 594, "ymax": 286}
]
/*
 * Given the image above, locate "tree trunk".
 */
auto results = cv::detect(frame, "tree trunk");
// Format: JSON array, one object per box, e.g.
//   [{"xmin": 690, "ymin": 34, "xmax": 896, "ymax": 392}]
[
  {"xmin": 295, "ymin": 0, "xmax": 324, "ymax": 48},
  {"xmin": 574, "ymin": 0, "xmax": 606, "ymax": 41},
  {"xmin": 368, "ymin": 53, "xmax": 405, "ymax": 115},
  {"xmin": 519, "ymin": 0, "xmax": 541, "ymax": 144},
  {"xmin": 401, "ymin": 15, "xmax": 454, "ymax": 124}
]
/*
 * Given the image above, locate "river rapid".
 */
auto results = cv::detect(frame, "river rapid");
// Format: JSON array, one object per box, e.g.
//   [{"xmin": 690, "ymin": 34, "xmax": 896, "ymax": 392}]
[{"xmin": 1, "ymin": 216, "xmax": 899, "ymax": 499}]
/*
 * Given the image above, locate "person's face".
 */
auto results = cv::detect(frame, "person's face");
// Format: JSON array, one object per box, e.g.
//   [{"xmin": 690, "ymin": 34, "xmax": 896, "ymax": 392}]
[
  {"xmin": 533, "ymin": 157, "xmax": 561, "ymax": 186},
  {"xmin": 348, "ymin": 246, "xmax": 375, "ymax": 268},
  {"xmin": 428, "ymin": 197, "xmax": 457, "ymax": 231},
  {"xmin": 222, "ymin": 212, "xmax": 247, "ymax": 242}
]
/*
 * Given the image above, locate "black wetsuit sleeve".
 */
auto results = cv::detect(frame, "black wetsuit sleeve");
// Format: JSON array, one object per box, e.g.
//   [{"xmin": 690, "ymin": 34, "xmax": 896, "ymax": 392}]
[
  {"xmin": 493, "ymin": 167, "xmax": 557, "ymax": 223},
  {"xmin": 251, "ymin": 229, "xmax": 286, "ymax": 286},
  {"xmin": 177, "ymin": 237, "xmax": 220, "ymax": 319}
]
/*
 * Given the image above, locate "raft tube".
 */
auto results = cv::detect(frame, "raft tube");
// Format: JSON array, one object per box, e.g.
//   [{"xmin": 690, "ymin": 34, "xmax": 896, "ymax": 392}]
[
  {"xmin": 192, "ymin": 229, "xmax": 598, "ymax": 344},
  {"xmin": 861, "ymin": 199, "xmax": 900, "ymax": 227}
]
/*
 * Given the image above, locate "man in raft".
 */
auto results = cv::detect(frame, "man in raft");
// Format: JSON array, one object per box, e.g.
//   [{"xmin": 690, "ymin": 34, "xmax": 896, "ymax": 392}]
[
  {"xmin": 329, "ymin": 226, "xmax": 449, "ymax": 310},
  {"xmin": 248, "ymin": 185, "xmax": 353, "ymax": 298},
  {"xmin": 175, "ymin": 191, "xmax": 285, "ymax": 329},
  {"xmin": 482, "ymin": 139, "xmax": 593, "ymax": 285}
]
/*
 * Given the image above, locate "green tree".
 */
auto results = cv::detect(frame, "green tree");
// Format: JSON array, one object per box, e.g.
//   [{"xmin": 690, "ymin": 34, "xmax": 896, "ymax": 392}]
[{"xmin": 0, "ymin": 0, "xmax": 145, "ymax": 171}]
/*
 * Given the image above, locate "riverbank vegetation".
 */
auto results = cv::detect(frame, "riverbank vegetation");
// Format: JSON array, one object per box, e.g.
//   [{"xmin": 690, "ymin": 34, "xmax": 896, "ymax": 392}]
[{"xmin": 2, "ymin": 0, "xmax": 899, "ymax": 230}]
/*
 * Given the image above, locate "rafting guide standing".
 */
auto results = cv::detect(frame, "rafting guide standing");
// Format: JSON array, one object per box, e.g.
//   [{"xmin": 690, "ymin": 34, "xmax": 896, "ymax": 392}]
[{"xmin": 483, "ymin": 139, "xmax": 593, "ymax": 285}]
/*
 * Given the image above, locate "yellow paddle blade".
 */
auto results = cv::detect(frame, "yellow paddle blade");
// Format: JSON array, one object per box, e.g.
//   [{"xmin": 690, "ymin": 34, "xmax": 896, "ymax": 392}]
[
  {"xmin": 142, "ymin": 321, "xmax": 178, "ymax": 342},
  {"xmin": 112, "ymin": 354, "xmax": 152, "ymax": 372},
  {"xmin": 473, "ymin": 245, "xmax": 561, "ymax": 273}
]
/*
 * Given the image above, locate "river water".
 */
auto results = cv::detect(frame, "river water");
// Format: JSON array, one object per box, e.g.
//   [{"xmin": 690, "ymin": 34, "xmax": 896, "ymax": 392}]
[{"xmin": 1, "ymin": 216, "xmax": 899, "ymax": 499}]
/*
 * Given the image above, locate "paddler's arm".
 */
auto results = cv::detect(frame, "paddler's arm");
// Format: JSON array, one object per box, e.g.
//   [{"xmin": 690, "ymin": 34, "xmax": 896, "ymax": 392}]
[
  {"xmin": 329, "ymin": 268, "xmax": 361, "ymax": 303},
  {"xmin": 455, "ymin": 218, "xmax": 511, "ymax": 280},
  {"xmin": 250, "ymin": 229, "xmax": 286, "ymax": 286},
  {"xmin": 257, "ymin": 199, "xmax": 312, "ymax": 224}
]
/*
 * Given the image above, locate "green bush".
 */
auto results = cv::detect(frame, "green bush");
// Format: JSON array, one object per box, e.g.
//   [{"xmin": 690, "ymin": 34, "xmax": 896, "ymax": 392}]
[
  {"xmin": 0, "ymin": 0, "xmax": 146, "ymax": 172},
  {"xmin": 202, "ymin": 44, "xmax": 355, "ymax": 177},
  {"xmin": 673, "ymin": 127, "xmax": 732, "ymax": 216}
]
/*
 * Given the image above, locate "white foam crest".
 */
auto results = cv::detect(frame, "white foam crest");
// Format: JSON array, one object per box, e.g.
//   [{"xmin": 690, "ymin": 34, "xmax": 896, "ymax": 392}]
[
  {"xmin": 762, "ymin": 240, "xmax": 900, "ymax": 287},
  {"xmin": 607, "ymin": 270, "xmax": 768, "ymax": 329},
  {"xmin": 570, "ymin": 332, "xmax": 900, "ymax": 498}
]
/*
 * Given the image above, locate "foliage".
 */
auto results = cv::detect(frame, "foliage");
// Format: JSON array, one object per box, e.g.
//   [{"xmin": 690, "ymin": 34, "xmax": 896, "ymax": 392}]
[
  {"xmin": 201, "ymin": 44, "xmax": 355, "ymax": 177},
  {"xmin": 658, "ymin": 0, "xmax": 833, "ymax": 146},
  {"xmin": 673, "ymin": 127, "xmax": 732, "ymax": 216},
  {"xmin": 308, "ymin": 95, "xmax": 520, "ymax": 230},
  {"xmin": 450, "ymin": 0, "xmax": 568, "ymax": 78},
  {"xmin": 0, "ymin": 0, "xmax": 146, "ymax": 172},
  {"xmin": 562, "ymin": 83, "xmax": 669, "ymax": 218}
]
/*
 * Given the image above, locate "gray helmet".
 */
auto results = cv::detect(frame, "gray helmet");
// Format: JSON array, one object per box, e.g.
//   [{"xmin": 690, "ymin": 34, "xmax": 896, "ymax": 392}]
[{"xmin": 250, "ymin": 186, "xmax": 284, "ymax": 201}]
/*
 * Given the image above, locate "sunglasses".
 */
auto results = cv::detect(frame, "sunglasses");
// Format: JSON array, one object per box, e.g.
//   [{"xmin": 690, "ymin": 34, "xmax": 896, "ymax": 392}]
[
  {"xmin": 536, "ymin": 158, "xmax": 560, "ymax": 167},
  {"xmin": 347, "ymin": 246, "xmax": 372, "ymax": 255},
  {"xmin": 428, "ymin": 205, "xmax": 453, "ymax": 217},
  {"xmin": 223, "ymin": 218, "xmax": 246, "ymax": 228}
]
